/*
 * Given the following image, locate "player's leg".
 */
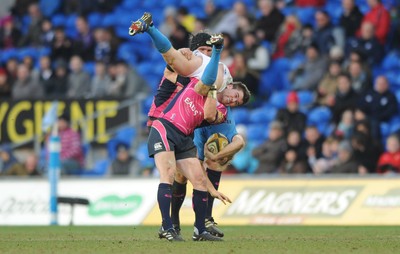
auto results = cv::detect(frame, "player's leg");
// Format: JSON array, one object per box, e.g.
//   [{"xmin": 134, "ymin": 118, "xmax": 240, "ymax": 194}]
[
  {"xmin": 148, "ymin": 122, "xmax": 183, "ymax": 241},
  {"xmin": 128, "ymin": 12, "xmax": 201, "ymax": 76},
  {"xmin": 205, "ymin": 168, "xmax": 224, "ymax": 237},
  {"xmin": 177, "ymin": 158, "xmax": 223, "ymax": 241},
  {"xmin": 171, "ymin": 171, "xmax": 187, "ymax": 234}
]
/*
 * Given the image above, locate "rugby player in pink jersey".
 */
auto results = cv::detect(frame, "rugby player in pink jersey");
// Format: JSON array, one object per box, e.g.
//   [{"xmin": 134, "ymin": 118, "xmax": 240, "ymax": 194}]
[{"xmin": 129, "ymin": 13, "xmax": 250, "ymax": 241}]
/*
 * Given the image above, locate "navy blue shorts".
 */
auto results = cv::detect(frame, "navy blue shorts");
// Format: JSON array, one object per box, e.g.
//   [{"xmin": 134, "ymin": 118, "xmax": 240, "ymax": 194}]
[{"xmin": 147, "ymin": 119, "xmax": 197, "ymax": 160}]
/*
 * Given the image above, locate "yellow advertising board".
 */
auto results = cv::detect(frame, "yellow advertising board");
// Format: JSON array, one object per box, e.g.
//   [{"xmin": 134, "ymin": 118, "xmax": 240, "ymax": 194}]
[{"xmin": 142, "ymin": 178, "xmax": 400, "ymax": 225}]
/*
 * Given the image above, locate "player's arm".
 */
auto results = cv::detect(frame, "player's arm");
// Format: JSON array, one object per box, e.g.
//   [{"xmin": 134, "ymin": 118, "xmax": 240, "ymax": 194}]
[
  {"xmin": 204, "ymin": 169, "xmax": 231, "ymax": 205},
  {"xmin": 206, "ymin": 134, "xmax": 245, "ymax": 162}
]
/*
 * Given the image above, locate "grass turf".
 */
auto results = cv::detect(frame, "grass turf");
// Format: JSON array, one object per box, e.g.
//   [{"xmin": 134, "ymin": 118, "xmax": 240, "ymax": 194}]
[{"xmin": 1, "ymin": 226, "xmax": 400, "ymax": 254}]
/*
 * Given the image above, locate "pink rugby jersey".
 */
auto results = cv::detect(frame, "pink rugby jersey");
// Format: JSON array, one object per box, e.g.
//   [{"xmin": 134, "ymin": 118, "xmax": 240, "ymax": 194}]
[{"xmin": 161, "ymin": 77, "xmax": 228, "ymax": 136}]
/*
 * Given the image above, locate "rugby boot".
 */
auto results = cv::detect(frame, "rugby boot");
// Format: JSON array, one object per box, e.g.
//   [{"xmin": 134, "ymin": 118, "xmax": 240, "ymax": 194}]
[
  {"xmin": 192, "ymin": 231, "xmax": 223, "ymax": 241},
  {"xmin": 158, "ymin": 227, "xmax": 184, "ymax": 242},
  {"xmin": 205, "ymin": 217, "xmax": 224, "ymax": 237},
  {"xmin": 129, "ymin": 12, "xmax": 153, "ymax": 36}
]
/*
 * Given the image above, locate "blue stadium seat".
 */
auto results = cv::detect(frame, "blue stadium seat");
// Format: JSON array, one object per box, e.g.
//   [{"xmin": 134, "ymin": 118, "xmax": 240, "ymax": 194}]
[
  {"xmin": 246, "ymin": 124, "xmax": 268, "ymax": 145},
  {"xmin": 142, "ymin": 95, "xmax": 154, "ymax": 115},
  {"xmin": 380, "ymin": 122, "xmax": 391, "ymax": 139},
  {"xmin": 231, "ymin": 107, "xmax": 250, "ymax": 125},
  {"xmin": 18, "ymin": 47, "xmax": 39, "ymax": 61},
  {"xmin": 40, "ymin": 0, "xmax": 61, "ymax": 17},
  {"xmin": 83, "ymin": 62, "xmax": 95, "ymax": 76},
  {"xmin": 121, "ymin": 0, "xmax": 142, "ymax": 10},
  {"xmin": 308, "ymin": 106, "xmax": 332, "ymax": 124},
  {"xmin": 51, "ymin": 14, "xmax": 66, "ymax": 27},
  {"xmin": 1, "ymin": 48, "xmax": 18, "ymax": 63},
  {"xmin": 102, "ymin": 13, "xmax": 118, "ymax": 27},
  {"xmin": 324, "ymin": 2, "xmax": 342, "ymax": 25},
  {"xmin": 249, "ymin": 107, "xmax": 277, "ymax": 124},
  {"xmin": 295, "ymin": 7, "xmax": 316, "ymax": 25},
  {"xmin": 80, "ymin": 159, "xmax": 110, "ymax": 177},
  {"xmin": 385, "ymin": 71, "xmax": 400, "ymax": 89},
  {"xmin": 115, "ymin": 126, "xmax": 136, "ymax": 142},
  {"xmin": 389, "ymin": 116, "xmax": 400, "ymax": 133},
  {"xmin": 87, "ymin": 13, "xmax": 103, "ymax": 28},
  {"xmin": 136, "ymin": 142, "xmax": 155, "ymax": 169},
  {"xmin": 297, "ymin": 90, "xmax": 314, "ymax": 107},
  {"xmin": 382, "ymin": 51, "xmax": 400, "ymax": 71},
  {"xmin": 269, "ymin": 91, "xmax": 289, "ymax": 109}
]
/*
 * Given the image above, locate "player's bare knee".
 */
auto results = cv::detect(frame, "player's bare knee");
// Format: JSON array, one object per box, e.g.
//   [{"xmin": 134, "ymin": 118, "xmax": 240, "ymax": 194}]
[{"xmin": 175, "ymin": 172, "xmax": 187, "ymax": 184}]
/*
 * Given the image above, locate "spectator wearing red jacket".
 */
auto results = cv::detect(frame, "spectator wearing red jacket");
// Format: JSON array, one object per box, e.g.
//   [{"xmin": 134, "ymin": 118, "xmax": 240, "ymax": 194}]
[
  {"xmin": 295, "ymin": 0, "xmax": 326, "ymax": 7},
  {"xmin": 377, "ymin": 134, "xmax": 400, "ymax": 174},
  {"xmin": 357, "ymin": 0, "xmax": 390, "ymax": 44}
]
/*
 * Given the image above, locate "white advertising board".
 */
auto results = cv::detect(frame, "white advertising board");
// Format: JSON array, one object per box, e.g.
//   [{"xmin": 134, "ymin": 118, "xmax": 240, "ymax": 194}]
[{"xmin": 0, "ymin": 179, "xmax": 159, "ymax": 225}]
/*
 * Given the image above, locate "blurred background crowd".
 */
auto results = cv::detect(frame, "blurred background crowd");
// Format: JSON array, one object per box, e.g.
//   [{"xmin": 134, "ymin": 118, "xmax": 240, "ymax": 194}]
[{"xmin": 0, "ymin": 0, "xmax": 399, "ymax": 177}]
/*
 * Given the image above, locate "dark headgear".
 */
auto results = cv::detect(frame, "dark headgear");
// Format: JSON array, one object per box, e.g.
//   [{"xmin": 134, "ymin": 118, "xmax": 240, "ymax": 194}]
[{"xmin": 189, "ymin": 32, "xmax": 212, "ymax": 51}]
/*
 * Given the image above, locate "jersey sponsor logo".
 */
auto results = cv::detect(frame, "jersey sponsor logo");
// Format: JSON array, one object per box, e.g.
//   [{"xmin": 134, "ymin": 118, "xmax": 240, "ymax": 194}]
[
  {"xmin": 184, "ymin": 97, "xmax": 200, "ymax": 116},
  {"xmin": 154, "ymin": 142, "xmax": 163, "ymax": 151}
]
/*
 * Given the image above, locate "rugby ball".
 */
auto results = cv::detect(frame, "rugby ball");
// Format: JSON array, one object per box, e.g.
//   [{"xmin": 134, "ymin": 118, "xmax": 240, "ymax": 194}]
[{"xmin": 206, "ymin": 133, "xmax": 229, "ymax": 154}]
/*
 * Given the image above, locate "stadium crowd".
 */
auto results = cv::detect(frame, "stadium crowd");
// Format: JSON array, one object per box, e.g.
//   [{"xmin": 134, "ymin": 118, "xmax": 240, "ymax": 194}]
[{"xmin": 0, "ymin": 0, "xmax": 400, "ymax": 176}]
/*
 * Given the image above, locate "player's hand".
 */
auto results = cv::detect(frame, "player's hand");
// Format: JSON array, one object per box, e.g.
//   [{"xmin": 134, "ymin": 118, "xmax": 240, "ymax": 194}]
[
  {"xmin": 210, "ymin": 190, "xmax": 232, "ymax": 205},
  {"xmin": 204, "ymin": 147, "xmax": 218, "ymax": 161},
  {"xmin": 179, "ymin": 48, "xmax": 193, "ymax": 60}
]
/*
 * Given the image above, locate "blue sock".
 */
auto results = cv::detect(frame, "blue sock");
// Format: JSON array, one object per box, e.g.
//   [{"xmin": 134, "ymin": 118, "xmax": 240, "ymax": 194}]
[
  {"xmin": 157, "ymin": 183, "xmax": 173, "ymax": 230},
  {"xmin": 206, "ymin": 169, "xmax": 222, "ymax": 218},
  {"xmin": 147, "ymin": 26, "xmax": 172, "ymax": 53},
  {"xmin": 200, "ymin": 46, "xmax": 222, "ymax": 86},
  {"xmin": 192, "ymin": 189, "xmax": 208, "ymax": 234},
  {"xmin": 171, "ymin": 181, "xmax": 187, "ymax": 226}
]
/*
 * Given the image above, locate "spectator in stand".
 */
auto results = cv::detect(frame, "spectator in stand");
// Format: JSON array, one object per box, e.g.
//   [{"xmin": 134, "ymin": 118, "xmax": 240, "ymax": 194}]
[
  {"xmin": 66, "ymin": 55, "xmax": 91, "ymax": 98},
  {"xmin": 203, "ymin": 0, "xmax": 226, "ymax": 29},
  {"xmin": 326, "ymin": 140, "xmax": 359, "ymax": 174},
  {"xmin": 358, "ymin": 0, "xmax": 390, "ymax": 44},
  {"xmin": 212, "ymin": 1, "xmax": 250, "ymax": 39},
  {"xmin": 334, "ymin": 109, "xmax": 354, "ymax": 139},
  {"xmin": 0, "ymin": 144, "xmax": 21, "ymax": 175},
  {"xmin": 110, "ymin": 143, "xmax": 136, "ymax": 175},
  {"xmin": 176, "ymin": 7, "xmax": 196, "ymax": 33},
  {"xmin": 12, "ymin": 64, "xmax": 44, "ymax": 99},
  {"xmin": 0, "ymin": 68, "xmax": 11, "ymax": 99},
  {"xmin": 51, "ymin": 27, "xmax": 73, "ymax": 62},
  {"xmin": 106, "ymin": 60, "xmax": 148, "ymax": 99},
  {"xmin": 304, "ymin": 125, "xmax": 325, "ymax": 161},
  {"xmin": 89, "ymin": 61, "xmax": 110, "ymax": 98},
  {"xmin": 347, "ymin": 60, "xmax": 371, "ymax": 94},
  {"xmin": 339, "ymin": 0, "xmax": 363, "ymax": 38},
  {"xmin": 72, "ymin": 15, "xmax": 95, "ymax": 62},
  {"xmin": 376, "ymin": 134, "xmax": 400, "ymax": 174},
  {"xmin": 232, "ymin": 52, "xmax": 260, "ymax": 99},
  {"xmin": 255, "ymin": 0, "xmax": 284, "ymax": 42},
  {"xmin": 94, "ymin": 0, "xmax": 122, "ymax": 13},
  {"xmin": 347, "ymin": 22, "xmax": 384, "ymax": 66},
  {"xmin": 169, "ymin": 24, "xmax": 190, "ymax": 50},
  {"xmin": 93, "ymin": 28, "xmax": 116, "ymax": 64},
  {"xmin": 62, "ymin": 0, "xmax": 93, "ymax": 15},
  {"xmin": 276, "ymin": 91, "xmax": 307, "ymax": 136},
  {"xmin": 45, "ymin": 59, "xmax": 68, "ymax": 97},
  {"xmin": 236, "ymin": 15, "xmax": 255, "ymax": 42},
  {"xmin": 285, "ymin": 129, "xmax": 308, "ymax": 162},
  {"xmin": 273, "ymin": 15, "xmax": 301, "ymax": 59},
  {"xmin": 10, "ymin": 0, "xmax": 37, "ymax": 18},
  {"xmin": 40, "ymin": 19, "xmax": 55, "ymax": 47},
  {"xmin": 290, "ymin": 43, "xmax": 328, "ymax": 91},
  {"xmin": 5, "ymin": 58, "xmax": 18, "ymax": 85},
  {"xmin": 220, "ymin": 32, "xmax": 235, "ymax": 74},
  {"xmin": 278, "ymin": 148, "xmax": 309, "ymax": 174},
  {"xmin": 317, "ymin": 61, "xmax": 342, "ymax": 107},
  {"xmin": 351, "ymin": 127, "xmax": 381, "ymax": 173},
  {"xmin": 37, "ymin": 56, "xmax": 54, "ymax": 92},
  {"xmin": 295, "ymin": 0, "xmax": 325, "ymax": 7},
  {"xmin": 0, "ymin": 15, "xmax": 21, "ymax": 49},
  {"xmin": 312, "ymin": 10, "xmax": 345, "ymax": 56},
  {"xmin": 3, "ymin": 153, "xmax": 42, "ymax": 176},
  {"xmin": 55, "ymin": 113, "xmax": 84, "ymax": 175},
  {"xmin": 285, "ymin": 24, "xmax": 314, "ymax": 57},
  {"xmin": 242, "ymin": 31, "xmax": 270, "ymax": 73},
  {"xmin": 331, "ymin": 72, "xmax": 357, "ymax": 123},
  {"xmin": 159, "ymin": 7, "xmax": 177, "ymax": 38},
  {"xmin": 252, "ymin": 121, "xmax": 287, "ymax": 173},
  {"xmin": 329, "ymin": 46, "xmax": 345, "ymax": 65},
  {"xmin": 310, "ymin": 137, "xmax": 338, "ymax": 175},
  {"xmin": 18, "ymin": 3, "xmax": 44, "ymax": 47},
  {"xmin": 359, "ymin": 75, "xmax": 398, "ymax": 139}
]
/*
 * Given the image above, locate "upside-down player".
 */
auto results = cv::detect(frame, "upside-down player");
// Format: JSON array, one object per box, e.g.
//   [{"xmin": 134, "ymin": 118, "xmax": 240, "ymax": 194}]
[{"xmin": 129, "ymin": 12, "xmax": 251, "ymax": 241}]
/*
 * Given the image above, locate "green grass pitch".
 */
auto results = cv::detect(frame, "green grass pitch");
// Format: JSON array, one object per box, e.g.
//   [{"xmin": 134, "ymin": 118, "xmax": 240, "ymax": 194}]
[{"xmin": 1, "ymin": 226, "xmax": 400, "ymax": 254}]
